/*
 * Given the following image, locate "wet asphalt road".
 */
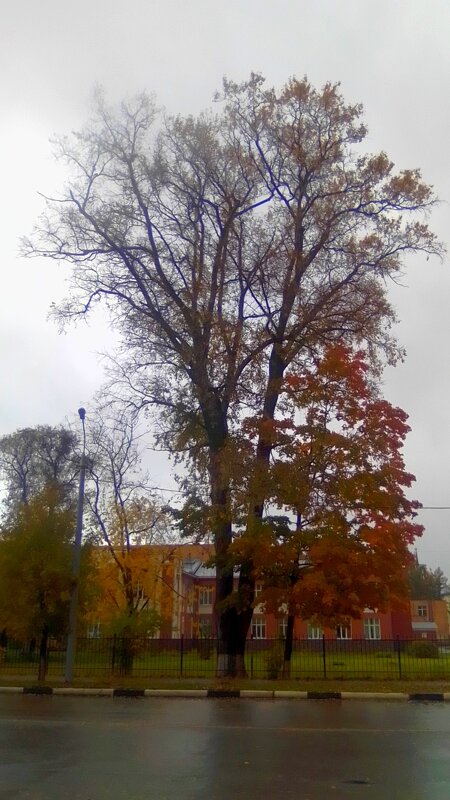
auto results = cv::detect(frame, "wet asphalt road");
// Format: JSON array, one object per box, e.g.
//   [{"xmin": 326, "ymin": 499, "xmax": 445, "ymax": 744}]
[{"xmin": 1, "ymin": 697, "xmax": 450, "ymax": 799}]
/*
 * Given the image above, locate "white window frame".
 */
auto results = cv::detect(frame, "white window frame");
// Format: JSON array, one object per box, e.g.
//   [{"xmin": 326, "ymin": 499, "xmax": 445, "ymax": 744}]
[
  {"xmin": 417, "ymin": 605, "xmax": 428, "ymax": 618},
  {"xmin": 336, "ymin": 624, "xmax": 351, "ymax": 640},
  {"xmin": 307, "ymin": 624, "xmax": 323, "ymax": 640},
  {"xmin": 278, "ymin": 617, "xmax": 288, "ymax": 638},
  {"xmin": 87, "ymin": 620, "xmax": 101, "ymax": 638},
  {"xmin": 199, "ymin": 586, "xmax": 214, "ymax": 607},
  {"xmin": 364, "ymin": 617, "xmax": 381, "ymax": 640},
  {"xmin": 251, "ymin": 616, "xmax": 266, "ymax": 639}
]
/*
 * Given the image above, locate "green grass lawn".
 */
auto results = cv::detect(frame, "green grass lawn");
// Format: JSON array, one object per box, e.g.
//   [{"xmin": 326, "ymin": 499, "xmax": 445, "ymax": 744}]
[
  {"xmin": 247, "ymin": 647, "xmax": 450, "ymax": 681},
  {"xmin": 2, "ymin": 641, "xmax": 450, "ymax": 683}
]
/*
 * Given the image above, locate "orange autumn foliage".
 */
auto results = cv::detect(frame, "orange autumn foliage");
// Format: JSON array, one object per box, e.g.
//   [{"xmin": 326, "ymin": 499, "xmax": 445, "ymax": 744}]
[{"xmin": 233, "ymin": 344, "xmax": 422, "ymax": 625}]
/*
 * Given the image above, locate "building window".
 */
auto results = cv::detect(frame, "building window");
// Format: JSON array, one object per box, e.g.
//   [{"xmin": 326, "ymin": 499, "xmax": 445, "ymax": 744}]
[
  {"xmin": 417, "ymin": 605, "xmax": 428, "ymax": 618},
  {"xmin": 251, "ymin": 616, "xmax": 266, "ymax": 639},
  {"xmin": 336, "ymin": 624, "xmax": 351, "ymax": 640},
  {"xmin": 255, "ymin": 582, "xmax": 263, "ymax": 597},
  {"xmin": 278, "ymin": 617, "xmax": 288, "ymax": 638},
  {"xmin": 199, "ymin": 587, "xmax": 214, "ymax": 607},
  {"xmin": 87, "ymin": 620, "xmax": 101, "ymax": 638},
  {"xmin": 307, "ymin": 624, "xmax": 323, "ymax": 640},
  {"xmin": 364, "ymin": 617, "xmax": 381, "ymax": 640}
]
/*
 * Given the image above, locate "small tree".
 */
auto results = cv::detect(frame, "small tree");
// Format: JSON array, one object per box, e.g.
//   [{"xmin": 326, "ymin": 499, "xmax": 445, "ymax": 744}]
[
  {"xmin": 0, "ymin": 426, "xmax": 78, "ymax": 518},
  {"xmin": 232, "ymin": 345, "xmax": 422, "ymax": 676},
  {"xmin": 85, "ymin": 412, "xmax": 175, "ymax": 671},
  {"xmin": 0, "ymin": 486, "xmax": 93, "ymax": 680},
  {"xmin": 408, "ymin": 564, "xmax": 450, "ymax": 600}
]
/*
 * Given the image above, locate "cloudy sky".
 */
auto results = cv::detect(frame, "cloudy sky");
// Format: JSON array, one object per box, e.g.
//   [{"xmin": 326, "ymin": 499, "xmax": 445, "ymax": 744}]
[{"xmin": 1, "ymin": 0, "xmax": 449, "ymax": 572}]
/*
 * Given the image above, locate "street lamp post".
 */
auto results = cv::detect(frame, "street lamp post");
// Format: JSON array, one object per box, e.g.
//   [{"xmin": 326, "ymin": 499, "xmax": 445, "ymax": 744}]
[{"xmin": 64, "ymin": 407, "xmax": 86, "ymax": 683}]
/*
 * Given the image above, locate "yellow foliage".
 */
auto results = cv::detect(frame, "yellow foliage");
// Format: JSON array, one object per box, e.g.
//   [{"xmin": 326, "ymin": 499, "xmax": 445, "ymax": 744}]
[{"xmin": 86, "ymin": 542, "xmax": 214, "ymax": 636}]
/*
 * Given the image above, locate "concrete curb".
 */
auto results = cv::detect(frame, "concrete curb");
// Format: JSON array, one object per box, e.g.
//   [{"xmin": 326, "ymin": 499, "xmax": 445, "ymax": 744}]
[
  {"xmin": 340, "ymin": 691, "xmax": 408, "ymax": 701},
  {"xmin": 144, "ymin": 689, "xmax": 208, "ymax": 697},
  {"xmin": 53, "ymin": 687, "xmax": 114, "ymax": 697},
  {"xmin": 113, "ymin": 688, "xmax": 145, "ymax": 698},
  {"xmin": 307, "ymin": 691, "xmax": 341, "ymax": 700},
  {"xmin": 0, "ymin": 686, "xmax": 448, "ymax": 701},
  {"xmin": 409, "ymin": 692, "xmax": 445, "ymax": 702}
]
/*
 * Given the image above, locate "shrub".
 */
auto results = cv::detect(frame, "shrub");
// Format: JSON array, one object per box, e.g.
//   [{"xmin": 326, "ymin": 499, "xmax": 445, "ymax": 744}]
[
  {"xmin": 197, "ymin": 638, "xmax": 212, "ymax": 660},
  {"xmin": 408, "ymin": 640, "xmax": 439, "ymax": 659}
]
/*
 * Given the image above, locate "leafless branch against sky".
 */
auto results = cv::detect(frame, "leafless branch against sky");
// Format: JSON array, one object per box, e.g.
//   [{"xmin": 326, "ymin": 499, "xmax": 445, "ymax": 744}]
[{"xmin": 1, "ymin": 0, "xmax": 449, "ymax": 572}]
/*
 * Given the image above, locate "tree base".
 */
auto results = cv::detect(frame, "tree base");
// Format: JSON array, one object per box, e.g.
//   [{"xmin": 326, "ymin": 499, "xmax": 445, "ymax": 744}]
[
  {"xmin": 216, "ymin": 652, "xmax": 248, "ymax": 678},
  {"xmin": 282, "ymin": 660, "xmax": 291, "ymax": 679}
]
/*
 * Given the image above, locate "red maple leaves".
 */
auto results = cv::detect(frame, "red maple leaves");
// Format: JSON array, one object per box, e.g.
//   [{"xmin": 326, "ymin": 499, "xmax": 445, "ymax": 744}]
[{"xmin": 234, "ymin": 344, "xmax": 422, "ymax": 624}]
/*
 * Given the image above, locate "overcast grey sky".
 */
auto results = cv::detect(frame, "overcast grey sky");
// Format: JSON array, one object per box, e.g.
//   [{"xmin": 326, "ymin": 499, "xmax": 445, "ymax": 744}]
[{"xmin": 1, "ymin": 0, "xmax": 449, "ymax": 571}]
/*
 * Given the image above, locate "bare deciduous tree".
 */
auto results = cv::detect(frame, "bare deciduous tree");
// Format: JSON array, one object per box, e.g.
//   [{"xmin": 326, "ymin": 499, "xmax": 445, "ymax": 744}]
[
  {"xmin": 85, "ymin": 411, "xmax": 174, "ymax": 642},
  {"xmin": 24, "ymin": 75, "xmax": 442, "ymax": 675}
]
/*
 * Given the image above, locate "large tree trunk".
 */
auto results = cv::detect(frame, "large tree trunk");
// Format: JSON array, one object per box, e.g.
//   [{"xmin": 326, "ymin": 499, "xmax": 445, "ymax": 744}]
[
  {"xmin": 234, "ymin": 563, "xmax": 255, "ymax": 677},
  {"xmin": 215, "ymin": 542, "xmax": 237, "ymax": 678},
  {"xmin": 282, "ymin": 614, "xmax": 295, "ymax": 678},
  {"xmin": 213, "ymin": 491, "xmax": 260, "ymax": 676},
  {"xmin": 282, "ymin": 546, "xmax": 302, "ymax": 678},
  {"xmin": 37, "ymin": 625, "xmax": 49, "ymax": 682},
  {"xmin": 201, "ymin": 394, "xmax": 257, "ymax": 677},
  {"xmin": 232, "ymin": 347, "xmax": 287, "ymax": 656},
  {"xmin": 216, "ymin": 350, "xmax": 287, "ymax": 674},
  {"xmin": 117, "ymin": 637, "xmax": 134, "ymax": 676},
  {"xmin": 216, "ymin": 564, "xmax": 255, "ymax": 678},
  {"xmin": 203, "ymin": 343, "xmax": 288, "ymax": 675},
  {"xmin": 212, "ymin": 469, "xmax": 237, "ymax": 677},
  {"xmin": 201, "ymin": 400, "xmax": 237, "ymax": 677}
]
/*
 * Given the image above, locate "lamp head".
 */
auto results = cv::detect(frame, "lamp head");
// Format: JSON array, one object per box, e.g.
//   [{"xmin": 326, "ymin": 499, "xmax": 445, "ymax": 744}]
[{"xmin": 78, "ymin": 407, "xmax": 86, "ymax": 421}]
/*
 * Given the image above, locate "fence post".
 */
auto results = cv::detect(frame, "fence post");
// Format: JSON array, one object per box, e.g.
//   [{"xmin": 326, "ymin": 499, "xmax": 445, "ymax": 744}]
[
  {"xmin": 111, "ymin": 634, "xmax": 117, "ymax": 675},
  {"xmin": 396, "ymin": 635, "xmax": 402, "ymax": 679},
  {"xmin": 322, "ymin": 634, "xmax": 327, "ymax": 679},
  {"xmin": 180, "ymin": 634, "xmax": 184, "ymax": 677}
]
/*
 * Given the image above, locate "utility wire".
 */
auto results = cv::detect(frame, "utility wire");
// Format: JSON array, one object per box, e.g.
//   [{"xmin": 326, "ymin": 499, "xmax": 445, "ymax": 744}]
[
  {"xmin": 150, "ymin": 486, "xmax": 183, "ymax": 494},
  {"xmin": 149, "ymin": 491, "xmax": 450, "ymax": 506}
]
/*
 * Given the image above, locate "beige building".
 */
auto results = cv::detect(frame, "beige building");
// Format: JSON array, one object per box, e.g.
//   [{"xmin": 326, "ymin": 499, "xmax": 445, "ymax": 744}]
[{"xmin": 410, "ymin": 599, "xmax": 450, "ymax": 639}]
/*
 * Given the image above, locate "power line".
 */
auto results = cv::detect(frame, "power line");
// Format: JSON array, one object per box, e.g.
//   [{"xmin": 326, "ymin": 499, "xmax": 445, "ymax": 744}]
[
  {"xmin": 419, "ymin": 507, "xmax": 450, "ymax": 510},
  {"xmin": 150, "ymin": 486, "xmax": 183, "ymax": 494},
  {"xmin": 153, "ymin": 495, "xmax": 450, "ymax": 506},
  {"xmin": 148, "ymin": 491, "xmax": 450, "ymax": 506}
]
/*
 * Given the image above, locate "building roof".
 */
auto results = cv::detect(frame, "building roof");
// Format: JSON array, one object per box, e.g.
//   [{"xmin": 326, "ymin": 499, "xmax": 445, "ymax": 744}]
[
  {"xmin": 182, "ymin": 558, "xmax": 239, "ymax": 578},
  {"xmin": 182, "ymin": 559, "xmax": 215, "ymax": 578}
]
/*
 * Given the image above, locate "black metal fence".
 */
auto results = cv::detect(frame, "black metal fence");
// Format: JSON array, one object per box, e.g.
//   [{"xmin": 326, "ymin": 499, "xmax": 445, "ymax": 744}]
[{"xmin": 1, "ymin": 636, "xmax": 449, "ymax": 681}]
